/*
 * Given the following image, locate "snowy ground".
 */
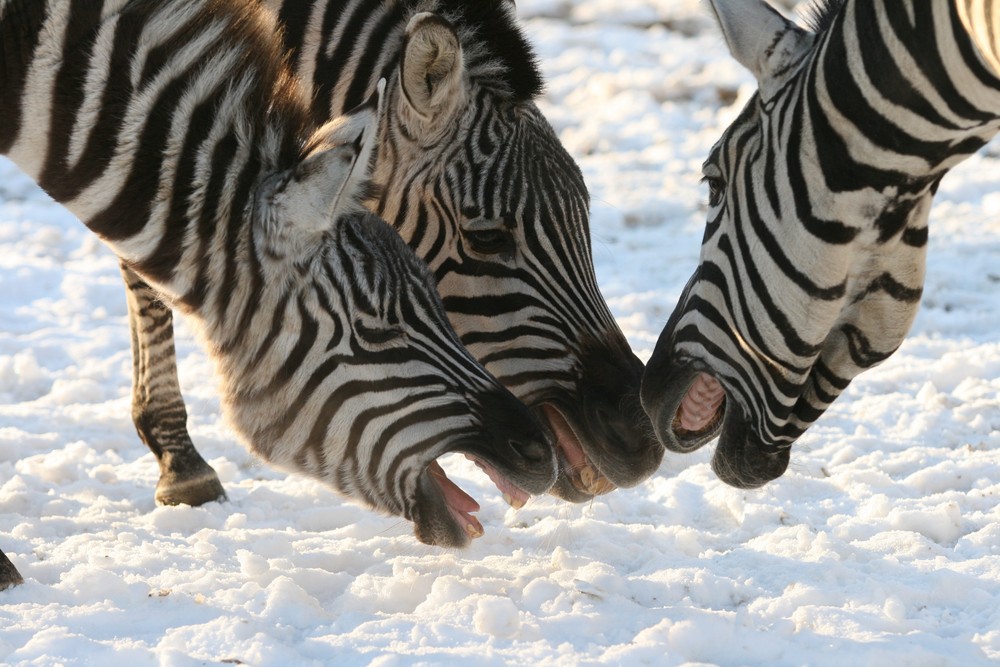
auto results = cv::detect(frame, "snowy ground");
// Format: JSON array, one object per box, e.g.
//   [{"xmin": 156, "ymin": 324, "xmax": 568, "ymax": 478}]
[{"xmin": 2, "ymin": 1, "xmax": 1000, "ymax": 665}]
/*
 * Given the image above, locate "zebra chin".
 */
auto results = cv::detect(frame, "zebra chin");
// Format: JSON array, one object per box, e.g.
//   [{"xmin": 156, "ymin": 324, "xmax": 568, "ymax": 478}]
[
  {"xmin": 406, "ymin": 395, "xmax": 558, "ymax": 548},
  {"xmin": 410, "ymin": 446, "xmax": 556, "ymax": 549},
  {"xmin": 710, "ymin": 420, "xmax": 792, "ymax": 490}
]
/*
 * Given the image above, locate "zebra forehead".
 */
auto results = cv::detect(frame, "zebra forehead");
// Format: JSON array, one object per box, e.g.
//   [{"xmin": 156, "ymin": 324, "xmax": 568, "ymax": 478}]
[
  {"xmin": 448, "ymin": 105, "xmax": 587, "ymax": 209},
  {"xmin": 488, "ymin": 146, "xmax": 588, "ymax": 218},
  {"xmin": 498, "ymin": 108, "xmax": 584, "ymax": 175}
]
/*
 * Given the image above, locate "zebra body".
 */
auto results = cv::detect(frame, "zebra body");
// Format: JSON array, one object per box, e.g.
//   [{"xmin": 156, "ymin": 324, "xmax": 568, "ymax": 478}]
[
  {"xmin": 121, "ymin": 0, "xmax": 663, "ymax": 507},
  {"xmin": 0, "ymin": 0, "xmax": 556, "ymax": 590},
  {"xmin": 641, "ymin": 0, "xmax": 1000, "ymax": 488}
]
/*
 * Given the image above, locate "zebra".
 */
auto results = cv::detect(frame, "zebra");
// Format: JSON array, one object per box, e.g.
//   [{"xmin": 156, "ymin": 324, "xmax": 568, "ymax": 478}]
[
  {"xmin": 120, "ymin": 0, "xmax": 664, "ymax": 508},
  {"xmin": 640, "ymin": 0, "xmax": 1000, "ymax": 489},
  {"xmin": 0, "ymin": 0, "xmax": 558, "ymax": 590}
]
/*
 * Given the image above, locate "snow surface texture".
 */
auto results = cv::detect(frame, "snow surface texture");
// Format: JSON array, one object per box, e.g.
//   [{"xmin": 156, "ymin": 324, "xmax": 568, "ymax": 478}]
[{"xmin": 2, "ymin": 1, "xmax": 999, "ymax": 664}]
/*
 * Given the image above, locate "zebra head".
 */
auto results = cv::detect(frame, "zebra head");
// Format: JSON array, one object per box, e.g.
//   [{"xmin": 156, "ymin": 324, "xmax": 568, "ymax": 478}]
[
  {"xmin": 237, "ymin": 83, "xmax": 556, "ymax": 547},
  {"xmin": 362, "ymin": 1, "xmax": 662, "ymax": 501},
  {"xmin": 641, "ymin": 0, "xmax": 996, "ymax": 488}
]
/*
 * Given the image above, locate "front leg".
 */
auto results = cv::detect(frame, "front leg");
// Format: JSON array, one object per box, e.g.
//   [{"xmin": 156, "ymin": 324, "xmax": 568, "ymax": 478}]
[{"xmin": 121, "ymin": 263, "xmax": 226, "ymax": 506}]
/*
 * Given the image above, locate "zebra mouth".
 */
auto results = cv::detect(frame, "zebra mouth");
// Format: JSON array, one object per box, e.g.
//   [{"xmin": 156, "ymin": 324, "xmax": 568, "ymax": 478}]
[
  {"xmin": 541, "ymin": 404, "xmax": 616, "ymax": 497},
  {"xmin": 671, "ymin": 372, "xmax": 726, "ymax": 445},
  {"xmin": 425, "ymin": 455, "xmax": 533, "ymax": 542},
  {"xmin": 465, "ymin": 454, "xmax": 531, "ymax": 509},
  {"xmin": 427, "ymin": 460, "xmax": 484, "ymax": 540}
]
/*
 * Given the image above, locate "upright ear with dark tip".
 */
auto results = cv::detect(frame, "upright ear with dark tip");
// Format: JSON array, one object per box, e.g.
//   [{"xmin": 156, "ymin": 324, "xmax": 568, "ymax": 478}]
[
  {"xmin": 707, "ymin": 0, "xmax": 814, "ymax": 101},
  {"xmin": 397, "ymin": 12, "xmax": 467, "ymax": 143}
]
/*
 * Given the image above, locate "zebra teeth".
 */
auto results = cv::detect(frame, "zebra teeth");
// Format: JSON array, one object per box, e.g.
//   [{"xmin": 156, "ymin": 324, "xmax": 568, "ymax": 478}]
[
  {"xmin": 541, "ymin": 404, "xmax": 616, "ymax": 497},
  {"xmin": 581, "ymin": 468, "xmax": 616, "ymax": 496},
  {"xmin": 466, "ymin": 455, "xmax": 530, "ymax": 509},
  {"xmin": 465, "ymin": 520, "xmax": 485, "ymax": 539},
  {"xmin": 502, "ymin": 492, "xmax": 526, "ymax": 510}
]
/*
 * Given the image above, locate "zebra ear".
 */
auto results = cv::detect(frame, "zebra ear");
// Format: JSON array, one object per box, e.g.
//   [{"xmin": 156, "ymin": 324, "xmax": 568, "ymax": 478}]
[
  {"xmin": 257, "ymin": 141, "xmax": 362, "ymax": 250},
  {"xmin": 257, "ymin": 81, "xmax": 385, "ymax": 248},
  {"xmin": 707, "ymin": 0, "xmax": 813, "ymax": 100},
  {"xmin": 397, "ymin": 12, "xmax": 467, "ymax": 142}
]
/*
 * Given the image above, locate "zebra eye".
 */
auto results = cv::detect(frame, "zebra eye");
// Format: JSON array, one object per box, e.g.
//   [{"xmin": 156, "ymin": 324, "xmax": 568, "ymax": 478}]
[
  {"xmin": 460, "ymin": 217, "xmax": 516, "ymax": 258},
  {"xmin": 354, "ymin": 317, "xmax": 406, "ymax": 347},
  {"xmin": 465, "ymin": 228, "xmax": 514, "ymax": 255},
  {"xmin": 702, "ymin": 175, "xmax": 725, "ymax": 208}
]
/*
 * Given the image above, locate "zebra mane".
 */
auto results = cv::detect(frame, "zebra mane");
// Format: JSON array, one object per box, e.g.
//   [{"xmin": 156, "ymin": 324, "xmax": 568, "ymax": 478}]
[
  {"xmin": 802, "ymin": 0, "xmax": 846, "ymax": 34},
  {"xmin": 424, "ymin": 0, "xmax": 545, "ymax": 101}
]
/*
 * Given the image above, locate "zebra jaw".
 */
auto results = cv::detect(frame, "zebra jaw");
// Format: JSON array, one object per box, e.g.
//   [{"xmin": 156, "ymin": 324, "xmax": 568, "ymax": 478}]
[
  {"xmin": 417, "ymin": 453, "xmax": 539, "ymax": 545},
  {"xmin": 643, "ymin": 361, "xmax": 794, "ymax": 488},
  {"xmin": 428, "ymin": 461, "xmax": 484, "ymax": 539},
  {"xmin": 541, "ymin": 405, "xmax": 616, "ymax": 498}
]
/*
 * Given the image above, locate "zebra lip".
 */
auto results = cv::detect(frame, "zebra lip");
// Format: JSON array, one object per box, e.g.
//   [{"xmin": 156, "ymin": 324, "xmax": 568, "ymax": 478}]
[
  {"xmin": 671, "ymin": 372, "xmax": 726, "ymax": 444},
  {"xmin": 465, "ymin": 454, "xmax": 530, "ymax": 509},
  {"xmin": 541, "ymin": 404, "xmax": 616, "ymax": 497},
  {"xmin": 427, "ymin": 460, "xmax": 484, "ymax": 539}
]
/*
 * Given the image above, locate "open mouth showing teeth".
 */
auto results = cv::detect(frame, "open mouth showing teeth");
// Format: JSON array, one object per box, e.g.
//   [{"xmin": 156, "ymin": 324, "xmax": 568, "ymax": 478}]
[
  {"xmin": 541, "ymin": 404, "xmax": 616, "ymax": 496},
  {"xmin": 426, "ymin": 455, "xmax": 532, "ymax": 541},
  {"xmin": 672, "ymin": 372, "xmax": 726, "ymax": 439}
]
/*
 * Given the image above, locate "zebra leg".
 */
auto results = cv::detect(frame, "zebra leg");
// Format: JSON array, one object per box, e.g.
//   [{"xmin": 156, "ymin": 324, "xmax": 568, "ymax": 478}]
[
  {"xmin": 121, "ymin": 263, "xmax": 227, "ymax": 506},
  {"xmin": 0, "ymin": 549, "xmax": 24, "ymax": 590}
]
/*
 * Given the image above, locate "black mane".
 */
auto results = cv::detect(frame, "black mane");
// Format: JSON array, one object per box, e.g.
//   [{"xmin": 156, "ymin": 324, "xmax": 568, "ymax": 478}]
[
  {"xmin": 803, "ymin": 0, "xmax": 846, "ymax": 34},
  {"xmin": 432, "ymin": 0, "xmax": 544, "ymax": 101}
]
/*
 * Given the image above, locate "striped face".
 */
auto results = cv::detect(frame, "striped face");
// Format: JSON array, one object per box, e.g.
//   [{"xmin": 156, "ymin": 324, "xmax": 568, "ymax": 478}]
[
  {"xmin": 377, "ymin": 97, "xmax": 662, "ymax": 501},
  {"xmin": 641, "ymin": 0, "xmax": 979, "ymax": 488},
  {"xmin": 364, "ymin": 6, "xmax": 663, "ymax": 501},
  {"xmin": 233, "ymin": 213, "xmax": 557, "ymax": 548},
  {"xmin": 267, "ymin": 0, "xmax": 663, "ymax": 501},
  {"xmin": 228, "ymin": 83, "xmax": 557, "ymax": 548}
]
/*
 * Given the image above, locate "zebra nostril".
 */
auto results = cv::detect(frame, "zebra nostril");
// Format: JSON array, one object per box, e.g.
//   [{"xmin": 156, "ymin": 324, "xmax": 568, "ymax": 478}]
[
  {"xmin": 508, "ymin": 438, "xmax": 548, "ymax": 463},
  {"xmin": 593, "ymin": 406, "xmax": 615, "ymax": 428}
]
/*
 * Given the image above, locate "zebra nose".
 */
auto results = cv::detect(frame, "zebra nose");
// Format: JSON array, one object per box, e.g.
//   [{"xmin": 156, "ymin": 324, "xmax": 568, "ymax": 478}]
[
  {"xmin": 584, "ymin": 389, "xmax": 644, "ymax": 453},
  {"xmin": 507, "ymin": 437, "xmax": 549, "ymax": 463},
  {"xmin": 577, "ymin": 344, "xmax": 660, "ymax": 456},
  {"xmin": 475, "ymin": 390, "xmax": 549, "ymax": 458}
]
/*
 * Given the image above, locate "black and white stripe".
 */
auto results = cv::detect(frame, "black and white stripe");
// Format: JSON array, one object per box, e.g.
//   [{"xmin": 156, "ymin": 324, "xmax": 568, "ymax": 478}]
[
  {"xmin": 0, "ymin": 0, "xmax": 557, "ymax": 591},
  {"xmin": 641, "ymin": 0, "xmax": 1000, "ymax": 489},
  {"xmin": 124, "ymin": 0, "xmax": 663, "ymax": 506}
]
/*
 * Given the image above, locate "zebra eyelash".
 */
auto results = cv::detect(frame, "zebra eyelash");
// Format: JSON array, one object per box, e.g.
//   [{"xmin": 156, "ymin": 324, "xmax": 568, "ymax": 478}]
[{"xmin": 700, "ymin": 174, "xmax": 725, "ymax": 207}]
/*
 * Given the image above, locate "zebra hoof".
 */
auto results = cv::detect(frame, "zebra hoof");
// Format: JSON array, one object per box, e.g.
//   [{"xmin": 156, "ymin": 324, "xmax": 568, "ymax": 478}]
[
  {"xmin": 0, "ymin": 550, "xmax": 25, "ymax": 591},
  {"xmin": 154, "ymin": 469, "xmax": 228, "ymax": 507}
]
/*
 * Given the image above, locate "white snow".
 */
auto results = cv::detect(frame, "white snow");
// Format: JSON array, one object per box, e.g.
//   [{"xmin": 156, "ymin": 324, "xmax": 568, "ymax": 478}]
[{"xmin": 2, "ymin": 1, "xmax": 1000, "ymax": 665}]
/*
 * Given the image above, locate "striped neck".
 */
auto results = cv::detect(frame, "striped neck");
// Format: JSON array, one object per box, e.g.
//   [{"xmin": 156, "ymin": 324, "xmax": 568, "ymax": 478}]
[
  {"xmin": 806, "ymin": 0, "xmax": 1000, "ymax": 190},
  {"xmin": 0, "ymin": 0, "xmax": 51, "ymax": 154},
  {"xmin": 0, "ymin": 1, "xmax": 311, "ymax": 312}
]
